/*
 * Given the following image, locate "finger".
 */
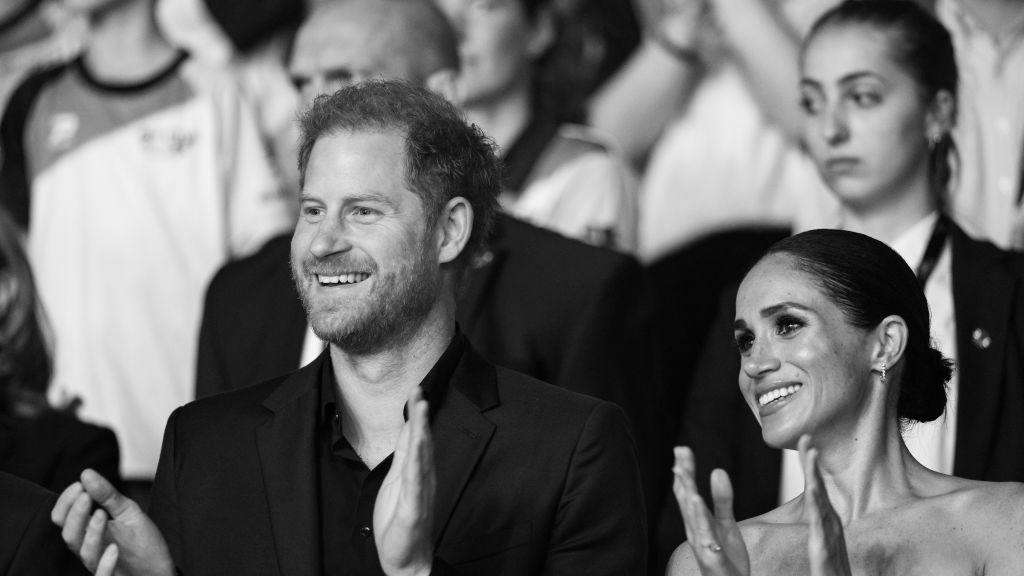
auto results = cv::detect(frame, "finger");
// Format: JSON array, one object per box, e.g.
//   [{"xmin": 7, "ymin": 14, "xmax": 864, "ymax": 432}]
[
  {"xmin": 61, "ymin": 492, "xmax": 94, "ymax": 551},
  {"xmin": 79, "ymin": 509, "xmax": 109, "ymax": 570},
  {"xmin": 80, "ymin": 469, "xmax": 134, "ymax": 519},
  {"xmin": 52, "ymin": 482, "xmax": 84, "ymax": 526},
  {"xmin": 671, "ymin": 447, "xmax": 692, "ymax": 509},
  {"xmin": 94, "ymin": 544, "xmax": 119, "ymax": 576},
  {"xmin": 710, "ymin": 468, "xmax": 735, "ymax": 522}
]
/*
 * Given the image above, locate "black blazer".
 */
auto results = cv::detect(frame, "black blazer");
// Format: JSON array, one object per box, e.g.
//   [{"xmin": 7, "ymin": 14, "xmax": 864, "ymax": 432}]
[
  {"xmin": 676, "ymin": 222, "xmax": 1024, "ymax": 524},
  {"xmin": 0, "ymin": 471, "xmax": 89, "ymax": 575},
  {"xmin": 0, "ymin": 411, "xmax": 120, "ymax": 492},
  {"xmin": 151, "ymin": 344, "xmax": 648, "ymax": 575}
]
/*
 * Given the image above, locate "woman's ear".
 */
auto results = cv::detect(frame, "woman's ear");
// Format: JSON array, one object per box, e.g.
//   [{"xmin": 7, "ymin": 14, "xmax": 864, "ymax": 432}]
[
  {"xmin": 925, "ymin": 89, "xmax": 956, "ymax": 139},
  {"xmin": 525, "ymin": 6, "xmax": 556, "ymax": 59},
  {"xmin": 436, "ymin": 196, "xmax": 473, "ymax": 265},
  {"xmin": 872, "ymin": 314, "xmax": 908, "ymax": 376}
]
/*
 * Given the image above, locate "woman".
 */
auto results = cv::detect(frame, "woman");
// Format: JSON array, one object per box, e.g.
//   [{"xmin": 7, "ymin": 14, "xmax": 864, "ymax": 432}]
[
  {"xmin": 671, "ymin": 229, "xmax": 1024, "ymax": 574},
  {"xmin": 0, "ymin": 206, "xmax": 119, "ymax": 491}
]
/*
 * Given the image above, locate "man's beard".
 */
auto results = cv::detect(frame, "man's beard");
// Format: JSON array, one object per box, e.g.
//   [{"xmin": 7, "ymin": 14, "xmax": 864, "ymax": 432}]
[{"xmin": 292, "ymin": 243, "xmax": 441, "ymax": 355}]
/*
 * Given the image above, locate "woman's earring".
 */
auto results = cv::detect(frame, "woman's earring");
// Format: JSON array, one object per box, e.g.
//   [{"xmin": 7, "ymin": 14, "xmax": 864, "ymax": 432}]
[
  {"xmin": 927, "ymin": 128, "xmax": 942, "ymax": 151},
  {"xmin": 881, "ymin": 362, "xmax": 887, "ymax": 384}
]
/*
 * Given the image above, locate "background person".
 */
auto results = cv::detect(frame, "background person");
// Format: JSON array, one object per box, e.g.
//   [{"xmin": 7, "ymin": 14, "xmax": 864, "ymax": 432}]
[{"xmin": 0, "ymin": 205, "xmax": 119, "ymax": 493}]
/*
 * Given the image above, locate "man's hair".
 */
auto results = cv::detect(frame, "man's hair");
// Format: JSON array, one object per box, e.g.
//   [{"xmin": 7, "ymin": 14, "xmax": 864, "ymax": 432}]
[{"xmin": 296, "ymin": 79, "xmax": 501, "ymax": 268}]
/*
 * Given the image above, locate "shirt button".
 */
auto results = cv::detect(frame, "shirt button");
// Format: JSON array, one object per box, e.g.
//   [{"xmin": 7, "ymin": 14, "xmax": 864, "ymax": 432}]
[{"xmin": 359, "ymin": 525, "xmax": 373, "ymax": 538}]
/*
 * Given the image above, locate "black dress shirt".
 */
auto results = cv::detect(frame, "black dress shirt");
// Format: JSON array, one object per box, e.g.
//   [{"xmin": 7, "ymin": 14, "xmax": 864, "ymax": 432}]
[{"xmin": 317, "ymin": 333, "xmax": 465, "ymax": 575}]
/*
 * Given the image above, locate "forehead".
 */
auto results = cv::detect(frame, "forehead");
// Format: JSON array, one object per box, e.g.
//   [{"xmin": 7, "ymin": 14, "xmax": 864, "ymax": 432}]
[
  {"xmin": 802, "ymin": 24, "xmax": 909, "ymax": 85},
  {"xmin": 304, "ymin": 129, "xmax": 412, "ymax": 197},
  {"xmin": 736, "ymin": 254, "xmax": 834, "ymax": 318},
  {"xmin": 290, "ymin": 6, "xmax": 395, "ymax": 76}
]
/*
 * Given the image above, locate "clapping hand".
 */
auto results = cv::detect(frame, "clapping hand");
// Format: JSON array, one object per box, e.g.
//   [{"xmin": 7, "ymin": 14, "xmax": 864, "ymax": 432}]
[
  {"xmin": 51, "ymin": 469, "xmax": 174, "ymax": 576},
  {"xmin": 374, "ymin": 387, "xmax": 435, "ymax": 576},
  {"xmin": 799, "ymin": 435, "xmax": 853, "ymax": 576},
  {"xmin": 672, "ymin": 446, "xmax": 750, "ymax": 575}
]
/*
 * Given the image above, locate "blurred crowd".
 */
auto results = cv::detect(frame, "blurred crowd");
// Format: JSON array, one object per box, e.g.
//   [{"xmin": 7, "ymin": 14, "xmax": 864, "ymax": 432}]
[{"xmin": 0, "ymin": 0, "xmax": 1022, "ymax": 573}]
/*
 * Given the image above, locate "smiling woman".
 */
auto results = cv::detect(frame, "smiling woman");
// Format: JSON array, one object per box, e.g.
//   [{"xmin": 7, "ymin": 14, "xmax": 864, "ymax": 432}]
[{"xmin": 669, "ymin": 229, "xmax": 1024, "ymax": 576}]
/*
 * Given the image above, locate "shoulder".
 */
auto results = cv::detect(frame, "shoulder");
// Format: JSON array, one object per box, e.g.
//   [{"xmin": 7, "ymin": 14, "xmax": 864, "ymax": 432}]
[
  {"xmin": 170, "ymin": 372, "xmax": 290, "ymax": 431},
  {"xmin": 951, "ymin": 224, "xmax": 1024, "ymax": 278},
  {"xmin": 500, "ymin": 216, "xmax": 639, "ymax": 284},
  {"xmin": 938, "ymin": 480, "xmax": 1024, "ymax": 570},
  {"xmin": 206, "ymin": 233, "xmax": 291, "ymax": 296}
]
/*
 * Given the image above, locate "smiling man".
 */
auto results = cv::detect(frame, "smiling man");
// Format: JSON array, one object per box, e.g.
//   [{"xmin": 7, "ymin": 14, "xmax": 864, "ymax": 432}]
[{"xmin": 51, "ymin": 80, "xmax": 647, "ymax": 576}]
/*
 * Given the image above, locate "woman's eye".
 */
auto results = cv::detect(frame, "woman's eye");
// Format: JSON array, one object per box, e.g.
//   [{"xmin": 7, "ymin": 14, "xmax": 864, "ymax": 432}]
[
  {"xmin": 734, "ymin": 332, "xmax": 754, "ymax": 353},
  {"xmin": 799, "ymin": 95, "xmax": 821, "ymax": 115},
  {"xmin": 850, "ymin": 91, "xmax": 881, "ymax": 107},
  {"xmin": 776, "ymin": 316, "xmax": 804, "ymax": 336}
]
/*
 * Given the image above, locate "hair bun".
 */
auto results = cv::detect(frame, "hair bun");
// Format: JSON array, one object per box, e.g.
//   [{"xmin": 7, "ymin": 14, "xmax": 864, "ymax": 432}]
[{"xmin": 897, "ymin": 345, "xmax": 953, "ymax": 423}]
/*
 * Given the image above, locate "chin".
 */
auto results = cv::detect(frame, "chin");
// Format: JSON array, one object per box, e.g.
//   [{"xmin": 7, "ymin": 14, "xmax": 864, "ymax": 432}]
[{"xmin": 759, "ymin": 422, "xmax": 803, "ymax": 451}]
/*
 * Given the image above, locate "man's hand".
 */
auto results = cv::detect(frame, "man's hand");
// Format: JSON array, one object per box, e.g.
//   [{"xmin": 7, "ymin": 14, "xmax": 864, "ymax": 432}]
[
  {"xmin": 799, "ymin": 435, "xmax": 853, "ymax": 576},
  {"xmin": 374, "ymin": 387, "xmax": 435, "ymax": 576},
  {"xmin": 51, "ymin": 469, "xmax": 175, "ymax": 576}
]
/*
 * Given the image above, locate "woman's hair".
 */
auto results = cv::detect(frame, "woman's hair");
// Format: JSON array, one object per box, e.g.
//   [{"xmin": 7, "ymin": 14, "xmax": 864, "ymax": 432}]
[
  {"xmin": 761, "ymin": 229, "xmax": 953, "ymax": 424},
  {"xmin": 804, "ymin": 0, "xmax": 959, "ymax": 203},
  {"xmin": 0, "ymin": 206, "xmax": 53, "ymax": 417}
]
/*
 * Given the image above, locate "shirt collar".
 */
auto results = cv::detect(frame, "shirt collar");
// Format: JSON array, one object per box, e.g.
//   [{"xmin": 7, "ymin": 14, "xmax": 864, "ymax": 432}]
[
  {"xmin": 889, "ymin": 211, "xmax": 941, "ymax": 270},
  {"xmin": 319, "ymin": 329, "xmax": 466, "ymax": 426}
]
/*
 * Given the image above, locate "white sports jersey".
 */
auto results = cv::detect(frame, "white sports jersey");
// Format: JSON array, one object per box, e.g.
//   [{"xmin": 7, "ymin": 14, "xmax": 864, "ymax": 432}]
[{"xmin": 0, "ymin": 54, "xmax": 294, "ymax": 477}]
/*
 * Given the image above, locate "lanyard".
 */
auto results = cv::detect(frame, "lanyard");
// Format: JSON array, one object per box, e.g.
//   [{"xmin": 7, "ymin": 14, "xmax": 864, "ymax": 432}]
[{"xmin": 916, "ymin": 213, "xmax": 950, "ymax": 287}]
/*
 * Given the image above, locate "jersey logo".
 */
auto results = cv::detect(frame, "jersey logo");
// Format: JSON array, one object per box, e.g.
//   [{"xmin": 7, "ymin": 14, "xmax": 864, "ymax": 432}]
[
  {"xmin": 140, "ymin": 128, "xmax": 197, "ymax": 155},
  {"xmin": 47, "ymin": 113, "xmax": 80, "ymax": 151}
]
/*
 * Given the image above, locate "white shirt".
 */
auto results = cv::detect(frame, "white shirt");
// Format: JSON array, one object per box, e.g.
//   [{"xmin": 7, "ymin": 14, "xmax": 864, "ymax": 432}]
[{"xmin": 779, "ymin": 213, "xmax": 959, "ymax": 503}]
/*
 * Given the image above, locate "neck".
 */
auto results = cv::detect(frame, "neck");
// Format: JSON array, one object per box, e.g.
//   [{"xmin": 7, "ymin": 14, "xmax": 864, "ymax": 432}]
[
  {"xmin": 839, "ymin": 181, "xmax": 937, "ymax": 245},
  {"xmin": 462, "ymin": 82, "xmax": 533, "ymax": 152},
  {"xmin": 802, "ymin": 399, "xmax": 926, "ymax": 523},
  {"xmin": 328, "ymin": 299, "xmax": 456, "ymax": 444},
  {"xmin": 82, "ymin": 0, "xmax": 177, "ymax": 84}
]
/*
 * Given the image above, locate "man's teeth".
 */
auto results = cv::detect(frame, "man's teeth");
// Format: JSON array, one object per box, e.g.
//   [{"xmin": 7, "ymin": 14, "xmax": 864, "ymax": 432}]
[
  {"xmin": 317, "ymin": 273, "xmax": 370, "ymax": 285},
  {"xmin": 758, "ymin": 384, "xmax": 802, "ymax": 407}
]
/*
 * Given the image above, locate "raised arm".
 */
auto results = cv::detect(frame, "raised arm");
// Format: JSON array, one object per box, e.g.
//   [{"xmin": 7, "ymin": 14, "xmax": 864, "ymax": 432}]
[{"xmin": 587, "ymin": 0, "xmax": 708, "ymax": 166}]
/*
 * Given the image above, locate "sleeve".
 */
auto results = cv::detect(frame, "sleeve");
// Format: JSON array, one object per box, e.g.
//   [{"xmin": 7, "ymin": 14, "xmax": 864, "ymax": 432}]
[
  {"xmin": 216, "ymin": 75, "xmax": 293, "ymax": 258},
  {"xmin": 543, "ymin": 402, "xmax": 648, "ymax": 575},
  {"xmin": 52, "ymin": 424, "xmax": 121, "ymax": 493},
  {"xmin": 557, "ymin": 256, "xmax": 668, "ymax": 532},
  {"xmin": 6, "ymin": 492, "xmax": 91, "ymax": 576},
  {"xmin": 195, "ymin": 273, "xmax": 230, "ymax": 400},
  {"xmin": 149, "ymin": 408, "xmax": 185, "ymax": 567},
  {"xmin": 0, "ymin": 67, "xmax": 62, "ymax": 226}
]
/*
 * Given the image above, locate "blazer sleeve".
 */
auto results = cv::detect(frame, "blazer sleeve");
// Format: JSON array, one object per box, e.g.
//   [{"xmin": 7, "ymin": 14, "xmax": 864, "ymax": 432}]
[
  {"xmin": 3, "ymin": 490, "xmax": 90, "ymax": 576},
  {"xmin": 149, "ymin": 408, "xmax": 185, "ymax": 567},
  {"xmin": 51, "ymin": 424, "xmax": 121, "ymax": 492},
  {"xmin": 544, "ymin": 402, "xmax": 647, "ymax": 575}
]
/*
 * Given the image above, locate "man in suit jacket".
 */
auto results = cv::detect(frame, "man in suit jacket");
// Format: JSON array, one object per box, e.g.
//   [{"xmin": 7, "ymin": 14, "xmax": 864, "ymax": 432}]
[
  {"xmin": 196, "ymin": 0, "xmax": 663, "ymax": 535},
  {"xmin": 52, "ymin": 79, "xmax": 646, "ymax": 575},
  {"xmin": 0, "ymin": 471, "xmax": 89, "ymax": 575}
]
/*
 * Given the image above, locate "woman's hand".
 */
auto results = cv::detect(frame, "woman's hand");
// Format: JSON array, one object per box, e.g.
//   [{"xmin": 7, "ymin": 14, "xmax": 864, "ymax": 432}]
[
  {"xmin": 799, "ymin": 435, "xmax": 853, "ymax": 576},
  {"xmin": 672, "ymin": 446, "xmax": 750, "ymax": 575}
]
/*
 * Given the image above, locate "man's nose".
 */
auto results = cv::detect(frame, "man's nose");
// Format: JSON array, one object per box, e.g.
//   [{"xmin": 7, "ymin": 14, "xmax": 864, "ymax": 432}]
[{"xmin": 309, "ymin": 218, "xmax": 354, "ymax": 259}]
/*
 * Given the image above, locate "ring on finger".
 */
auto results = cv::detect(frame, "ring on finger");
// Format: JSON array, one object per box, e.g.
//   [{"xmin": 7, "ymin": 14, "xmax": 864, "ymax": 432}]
[{"xmin": 704, "ymin": 541, "xmax": 722, "ymax": 553}]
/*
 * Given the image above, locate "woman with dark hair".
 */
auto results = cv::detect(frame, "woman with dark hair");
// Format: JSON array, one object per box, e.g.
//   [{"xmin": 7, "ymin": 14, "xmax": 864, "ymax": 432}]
[
  {"xmin": 0, "ymin": 206, "xmax": 119, "ymax": 491},
  {"xmin": 670, "ymin": 229, "xmax": 1024, "ymax": 574}
]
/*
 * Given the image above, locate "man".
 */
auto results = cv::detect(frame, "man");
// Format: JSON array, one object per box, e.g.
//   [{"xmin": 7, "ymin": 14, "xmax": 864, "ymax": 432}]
[
  {"xmin": 53, "ymin": 79, "xmax": 647, "ymax": 575},
  {"xmin": 196, "ymin": 0, "xmax": 663, "ymax": 530},
  {"xmin": 0, "ymin": 0, "xmax": 292, "ymax": 481},
  {"xmin": 0, "ymin": 471, "xmax": 89, "ymax": 576}
]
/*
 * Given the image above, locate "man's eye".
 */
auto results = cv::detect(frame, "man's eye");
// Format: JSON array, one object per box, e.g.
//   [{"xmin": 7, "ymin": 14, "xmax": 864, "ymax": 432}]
[
  {"xmin": 850, "ymin": 91, "xmax": 881, "ymax": 107},
  {"xmin": 799, "ymin": 95, "xmax": 821, "ymax": 115},
  {"xmin": 302, "ymin": 206, "xmax": 324, "ymax": 218},
  {"xmin": 351, "ymin": 207, "xmax": 381, "ymax": 221}
]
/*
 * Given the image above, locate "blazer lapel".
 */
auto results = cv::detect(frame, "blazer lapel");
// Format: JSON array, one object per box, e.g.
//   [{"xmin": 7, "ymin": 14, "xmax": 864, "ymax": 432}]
[
  {"xmin": 431, "ymin": 346, "xmax": 498, "ymax": 545},
  {"xmin": 255, "ymin": 354, "xmax": 324, "ymax": 576},
  {"xmin": 949, "ymin": 227, "xmax": 1013, "ymax": 478}
]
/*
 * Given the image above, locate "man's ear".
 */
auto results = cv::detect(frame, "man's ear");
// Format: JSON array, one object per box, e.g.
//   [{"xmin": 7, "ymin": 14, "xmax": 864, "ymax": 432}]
[
  {"xmin": 436, "ymin": 196, "xmax": 473, "ymax": 264},
  {"xmin": 871, "ymin": 314, "xmax": 908, "ymax": 378},
  {"xmin": 526, "ymin": 6, "xmax": 556, "ymax": 60}
]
